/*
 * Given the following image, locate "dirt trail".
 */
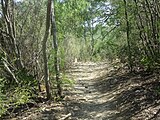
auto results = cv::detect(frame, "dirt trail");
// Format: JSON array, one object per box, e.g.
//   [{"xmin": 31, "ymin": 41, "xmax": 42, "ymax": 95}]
[
  {"xmin": 65, "ymin": 61, "xmax": 117, "ymax": 120},
  {"xmin": 65, "ymin": 61, "xmax": 160, "ymax": 120},
  {"xmin": 6, "ymin": 61, "xmax": 160, "ymax": 120}
]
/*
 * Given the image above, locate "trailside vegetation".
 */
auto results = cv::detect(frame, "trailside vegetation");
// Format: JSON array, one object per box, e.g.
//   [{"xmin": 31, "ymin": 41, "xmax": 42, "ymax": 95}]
[{"xmin": 0, "ymin": 0, "xmax": 160, "ymax": 118}]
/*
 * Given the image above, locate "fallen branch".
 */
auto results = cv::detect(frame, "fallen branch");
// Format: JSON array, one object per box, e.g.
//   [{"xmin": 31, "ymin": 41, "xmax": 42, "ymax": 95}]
[
  {"xmin": 3, "ymin": 61, "xmax": 18, "ymax": 83},
  {"xmin": 59, "ymin": 113, "xmax": 71, "ymax": 120}
]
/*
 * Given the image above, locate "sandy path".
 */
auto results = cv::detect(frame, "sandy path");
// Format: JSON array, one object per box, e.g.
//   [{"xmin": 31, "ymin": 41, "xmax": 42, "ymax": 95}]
[
  {"xmin": 65, "ymin": 61, "xmax": 160, "ymax": 120},
  {"xmin": 8, "ymin": 61, "xmax": 160, "ymax": 120},
  {"xmin": 65, "ymin": 62, "xmax": 119, "ymax": 120}
]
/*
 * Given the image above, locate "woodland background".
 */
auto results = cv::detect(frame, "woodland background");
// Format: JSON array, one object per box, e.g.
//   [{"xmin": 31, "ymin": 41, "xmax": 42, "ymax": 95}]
[{"xmin": 0, "ymin": 0, "xmax": 160, "ymax": 118}]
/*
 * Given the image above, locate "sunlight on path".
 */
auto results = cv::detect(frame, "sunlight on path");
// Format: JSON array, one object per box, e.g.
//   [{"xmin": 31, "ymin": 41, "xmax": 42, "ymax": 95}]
[
  {"xmin": 10, "ymin": 61, "xmax": 160, "ymax": 120},
  {"xmin": 65, "ymin": 61, "xmax": 160, "ymax": 120},
  {"xmin": 66, "ymin": 61, "xmax": 120, "ymax": 120}
]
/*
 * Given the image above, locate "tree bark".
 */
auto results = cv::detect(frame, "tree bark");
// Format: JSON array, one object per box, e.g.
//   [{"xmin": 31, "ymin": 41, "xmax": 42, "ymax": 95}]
[
  {"xmin": 51, "ymin": 0, "xmax": 62, "ymax": 98},
  {"xmin": 123, "ymin": 0, "xmax": 133, "ymax": 72},
  {"xmin": 42, "ymin": 0, "xmax": 52, "ymax": 100},
  {"xmin": 1, "ymin": 0, "xmax": 23, "ymax": 69}
]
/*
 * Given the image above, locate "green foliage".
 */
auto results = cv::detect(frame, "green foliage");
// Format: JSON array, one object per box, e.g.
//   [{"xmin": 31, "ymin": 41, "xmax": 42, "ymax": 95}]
[
  {"xmin": 0, "ymin": 68, "xmax": 37, "ymax": 94},
  {"xmin": 1, "ymin": 0, "xmax": 160, "ymax": 117},
  {"xmin": 16, "ymin": 69, "xmax": 37, "ymax": 87},
  {"xmin": 61, "ymin": 74, "xmax": 75, "ymax": 87},
  {"xmin": 11, "ymin": 87, "xmax": 33, "ymax": 105},
  {"xmin": 0, "ymin": 100, "xmax": 7, "ymax": 118},
  {"xmin": 156, "ymin": 86, "xmax": 160, "ymax": 95},
  {"xmin": 93, "ymin": 36, "xmax": 119, "ymax": 61},
  {"xmin": 0, "ymin": 78, "xmax": 7, "ymax": 117},
  {"xmin": 140, "ymin": 57, "xmax": 153, "ymax": 68},
  {"xmin": 0, "ymin": 84, "xmax": 36, "ymax": 117}
]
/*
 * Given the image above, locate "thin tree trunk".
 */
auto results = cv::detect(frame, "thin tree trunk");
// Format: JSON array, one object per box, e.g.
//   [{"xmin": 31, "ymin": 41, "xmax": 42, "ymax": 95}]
[
  {"xmin": 1, "ymin": 0, "xmax": 23, "ymax": 69},
  {"xmin": 91, "ymin": 18, "xmax": 94, "ymax": 56},
  {"xmin": 42, "ymin": 0, "xmax": 52, "ymax": 100},
  {"xmin": 51, "ymin": 0, "xmax": 62, "ymax": 98},
  {"xmin": 123, "ymin": 0, "xmax": 133, "ymax": 72},
  {"xmin": 83, "ymin": 23, "xmax": 87, "ymax": 43}
]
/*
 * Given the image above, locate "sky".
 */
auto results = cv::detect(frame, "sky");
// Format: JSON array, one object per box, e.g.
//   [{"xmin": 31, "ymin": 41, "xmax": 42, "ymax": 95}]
[{"xmin": 16, "ymin": 0, "xmax": 21, "ymax": 1}]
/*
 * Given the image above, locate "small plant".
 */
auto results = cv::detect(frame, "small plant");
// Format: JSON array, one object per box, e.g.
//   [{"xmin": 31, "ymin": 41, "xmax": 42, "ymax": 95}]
[
  {"xmin": 0, "ymin": 92, "xmax": 7, "ymax": 117},
  {"xmin": 155, "ymin": 86, "xmax": 160, "ymax": 98},
  {"xmin": 61, "ymin": 74, "xmax": 75, "ymax": 87},
  {"xmin": 0, "ymin": 74, "xmax": 37, "ymax": 118},
  {"xmin": 12, "ymin": 87, "xmax": 32, "ymax": 105},
  {"xmin": 0, "ymin": 78, "xmax": 8, "ymax": 117},
  {"xmin": 140, "ymin": 56, "xmax": 154, "ymax": 70}
]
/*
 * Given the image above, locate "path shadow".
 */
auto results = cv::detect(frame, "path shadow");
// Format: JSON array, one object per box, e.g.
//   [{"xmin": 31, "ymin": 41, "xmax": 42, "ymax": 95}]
[
  {"xmin": 66, "ymin": 69, "xmax": 160, "ymax": 120},
  {"xmin": 92, "ymin": 70, "xmax": 160, "ymax": 120}
]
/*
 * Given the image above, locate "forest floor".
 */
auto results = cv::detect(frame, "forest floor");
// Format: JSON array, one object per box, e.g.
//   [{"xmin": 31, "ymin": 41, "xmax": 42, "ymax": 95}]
[{"xmin": 4, "ymin": 60, "xmax": 160, "ymax": 120}]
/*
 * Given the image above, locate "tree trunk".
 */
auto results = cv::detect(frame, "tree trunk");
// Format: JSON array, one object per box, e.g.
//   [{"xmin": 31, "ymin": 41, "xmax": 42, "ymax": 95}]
[
  {"xmin": 1, "ymin": 0, "xmax": 23, "ymax": 69},
  {"xmin": 51, "ymin": 0, "xmax": 62, "ymax": 98},
  {"xmin": 123, "ymin": 0, "xmax": 133, "ymax": 72},
  {"xmin": 42, "ymin": 0, "xmax": 52, "ymax": 100}
]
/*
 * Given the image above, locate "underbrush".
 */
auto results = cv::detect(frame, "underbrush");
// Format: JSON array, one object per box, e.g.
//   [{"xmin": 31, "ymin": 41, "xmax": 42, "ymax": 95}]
[{"xmin": 0, "ymin": 69, "xmax": 38, "ymax": 118}]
